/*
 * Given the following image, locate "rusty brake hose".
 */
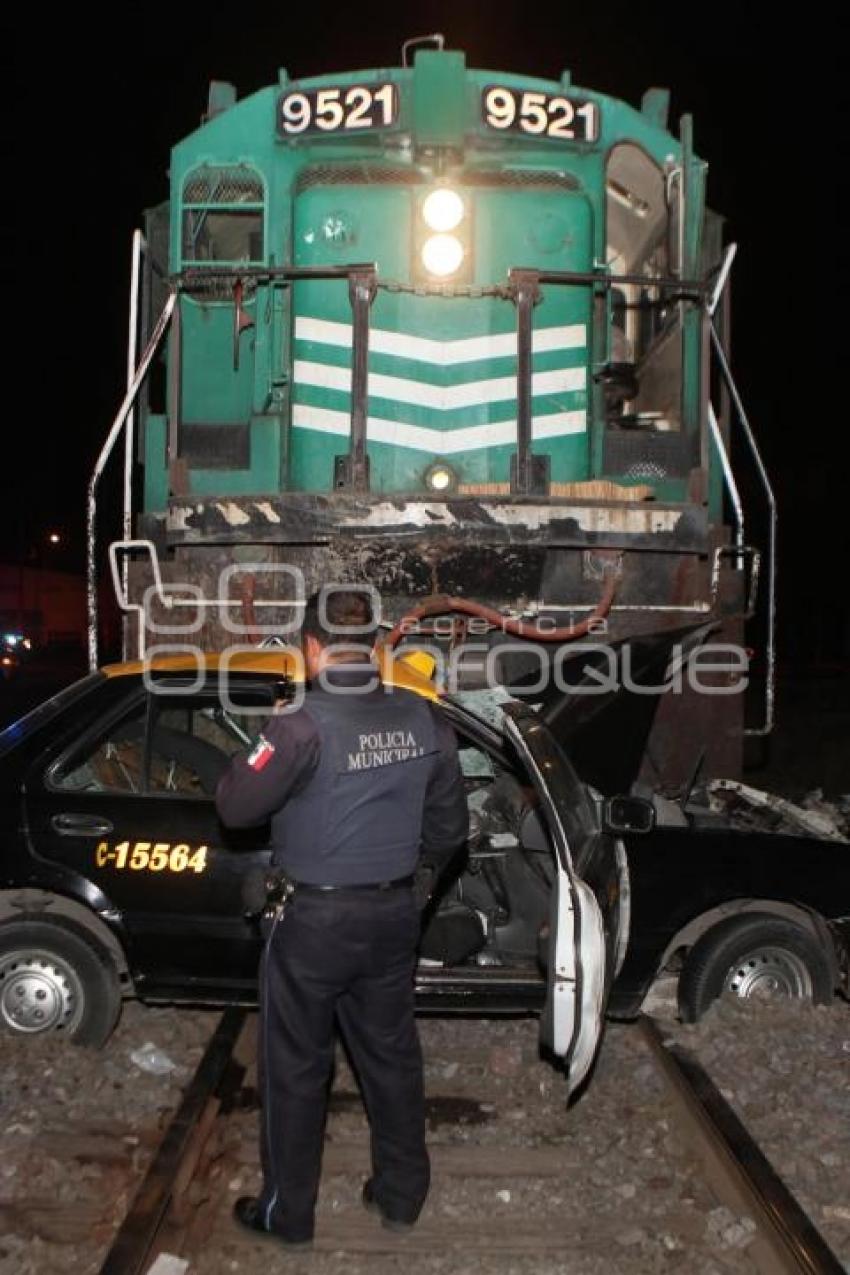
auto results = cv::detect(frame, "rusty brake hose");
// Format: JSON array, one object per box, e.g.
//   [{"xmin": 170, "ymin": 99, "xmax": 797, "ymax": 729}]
[{"xmin": 380, "ymin": 571, "xmax": 618, "ymax": 650}]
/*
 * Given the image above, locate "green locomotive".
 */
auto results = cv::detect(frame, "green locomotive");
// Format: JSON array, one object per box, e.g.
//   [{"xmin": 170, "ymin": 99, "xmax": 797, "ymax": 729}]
[{"xmin": 98, "ymin": 39, "xmax": 772, "ymax": 790}]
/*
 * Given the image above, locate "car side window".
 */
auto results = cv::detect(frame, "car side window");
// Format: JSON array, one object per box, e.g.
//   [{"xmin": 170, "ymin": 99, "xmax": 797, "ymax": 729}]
[
  {"xmin": 52, "ymin": 686, "xmax": 275, "ymax": 797},
  {"xmin": 147, "ymin": 700, "xmax": 265, "ymax": 796},
  {"xmin": 147, "ymin": 691, "xmax": 275, "ymax": 797},
  {"xmin": 55, "ymin": 702, "xmax": 149, "ymax": 794}
]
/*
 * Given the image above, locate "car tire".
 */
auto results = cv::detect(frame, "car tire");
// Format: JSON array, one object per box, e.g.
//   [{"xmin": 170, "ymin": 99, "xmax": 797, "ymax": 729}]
[
  {"xmin": 678, "ymin": 913, "xmax": 834, "ymax": 1023},
  {"xmin": 0, "ymin": 917, "xmax": 122, "ymax": 1047}
]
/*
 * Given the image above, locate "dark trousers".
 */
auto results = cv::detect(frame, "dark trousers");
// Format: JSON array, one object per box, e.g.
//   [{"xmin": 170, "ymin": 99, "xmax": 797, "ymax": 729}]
[{"xmin": 258, "ymin": 886, "xmax": 429, "ymax": 1242}]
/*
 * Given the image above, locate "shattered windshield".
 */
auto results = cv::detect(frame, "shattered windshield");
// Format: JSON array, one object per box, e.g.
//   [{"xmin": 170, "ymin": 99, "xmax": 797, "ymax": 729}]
[
  {"xmin": 449, "ymin": 685, "xmax": 523, "ymax": 730},
  {"xmin": 449, "ymin": 685, "xmax": 599, "ymax": 868}
]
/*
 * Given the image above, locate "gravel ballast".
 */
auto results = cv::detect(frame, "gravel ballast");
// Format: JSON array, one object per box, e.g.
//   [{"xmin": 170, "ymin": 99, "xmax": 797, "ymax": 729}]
[
  {"xmin": 0, "ymin": 1003, "xmax": 216, "ymax": 1275},
  {"xmin": 0, "ymin": 997, "xmax": 847, "ymax": 1273}
]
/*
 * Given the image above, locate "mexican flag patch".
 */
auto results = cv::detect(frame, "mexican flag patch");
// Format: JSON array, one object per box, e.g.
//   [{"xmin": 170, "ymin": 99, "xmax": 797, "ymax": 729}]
[{"xmin": 247, "ymin": 736, "xmax": 276, "ymax": 772}]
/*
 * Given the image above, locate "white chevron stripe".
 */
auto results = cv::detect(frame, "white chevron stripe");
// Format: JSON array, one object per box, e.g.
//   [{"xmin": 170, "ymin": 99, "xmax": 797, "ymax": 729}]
[
  {"xmin": 294, "ymin": 316, "xmax": 585, "ymax": 365},
  {"xmin": 293, "ymin": 360, "xmax": 585, "ymax": 409},
  {"xmin": 291, "ymin": 404, "xmax": 586, "ymax": 454}
]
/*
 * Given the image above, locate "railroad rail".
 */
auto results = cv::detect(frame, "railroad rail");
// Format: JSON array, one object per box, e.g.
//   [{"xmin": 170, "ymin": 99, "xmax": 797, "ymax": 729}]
[
  {"xmin": 638, "ymin": 1016, "xmax": 843, "ymax": 1275},
  {"xmin": 98, "ymin": 1009, "xmax": 251, "ymax": 1275},
  {"xmin": 94, "ymin": 1012, "xmax": 844, "ymax": 1273}
]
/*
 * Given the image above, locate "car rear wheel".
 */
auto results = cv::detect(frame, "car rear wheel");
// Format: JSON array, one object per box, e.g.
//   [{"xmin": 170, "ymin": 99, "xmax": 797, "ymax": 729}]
[
  {"xmin": 0, "ymin": 918, "xmax": 121, "ymax": 1047},
  {"xmin": 678, "ymin": 913, "xmax": 834, "ymax": 1023}
]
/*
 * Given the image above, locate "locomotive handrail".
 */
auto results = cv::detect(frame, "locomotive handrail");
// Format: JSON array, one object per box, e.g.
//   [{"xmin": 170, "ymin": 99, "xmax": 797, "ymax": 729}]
[
  {"xmin": 707, "ymin": 402, "xmax": 745, "ymax": 553},
  {"xmin": 124, "ymin": 231, "xmax": 145, "ymax": 610},
  {"xmin": 174, "ymin": 262, "xmax": 709, "ymax": 294},
  {"xmin": 173, "ymin": 263, "xmax": 378, "ymax": 285},
  {"xmin": 707, "ymin": 244, "xmax": 738, "ymax": 316},
  {"xmin": 87, "ymin": 293, "xmax": 177, "ymax": 671},
  {"xmin": 108, "ymin": 539, "xmax": 305, "ymax": 662},
  {"xmin": 708, "ymin": 317, "xmax": 777, "ymax": 737},
  {"xmin": 524, "ymin": 267, "xmax": 710, "ymax": 297}
]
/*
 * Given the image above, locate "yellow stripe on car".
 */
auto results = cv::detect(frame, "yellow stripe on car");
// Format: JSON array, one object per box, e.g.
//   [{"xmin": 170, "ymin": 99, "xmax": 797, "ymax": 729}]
[{"xmin": 102, "ymin": 648, "xmax": 441, "ymax": 700}]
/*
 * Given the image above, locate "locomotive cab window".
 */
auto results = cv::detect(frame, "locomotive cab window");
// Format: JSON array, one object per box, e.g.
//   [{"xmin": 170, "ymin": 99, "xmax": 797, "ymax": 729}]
[
  {"xmin": 180, "ymin": 166, "xmax": 266, "ymax": 277},
  {"xmin": 183, "ymin": 210, "xmax": 263, "ymax": 264},
  {"xmin": 604, "ymin": 143, "xmax": 682, "ymax": 438}
]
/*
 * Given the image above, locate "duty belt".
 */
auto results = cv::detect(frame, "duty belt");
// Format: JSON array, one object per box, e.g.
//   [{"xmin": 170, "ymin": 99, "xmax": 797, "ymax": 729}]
[
  {"xmin": 242, "ymin": 869, "xmax": 415, "ymax": 932},
  {"xmin": 292, "ymin": 874, "xmax": 415, "ymax": 893}
]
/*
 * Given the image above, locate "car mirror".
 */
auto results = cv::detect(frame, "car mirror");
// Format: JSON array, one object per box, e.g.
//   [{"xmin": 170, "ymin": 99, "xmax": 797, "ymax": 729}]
[{"xmin": 603, "ymin": 795, "xmax": 656, "ymax": 835}]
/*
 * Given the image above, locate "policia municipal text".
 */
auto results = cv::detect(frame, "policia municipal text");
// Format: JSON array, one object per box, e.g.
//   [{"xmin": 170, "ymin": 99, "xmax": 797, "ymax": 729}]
[{"xmin": 216, "ymin": 589, "xmax": 468, "ymax": 1249}]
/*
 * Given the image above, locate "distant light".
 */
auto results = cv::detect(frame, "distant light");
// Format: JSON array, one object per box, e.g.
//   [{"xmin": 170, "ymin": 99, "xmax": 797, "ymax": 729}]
[
  {"xmin": 48, "ymin": 533, "xmax": 61, "ymax": 545},
  {"xmin": 421, "ymin": 234, "xmax": 464, "ymax": 278},
  {"xmin": 422, "ymin": 188, "xmax": 464, "ymax": 232}
]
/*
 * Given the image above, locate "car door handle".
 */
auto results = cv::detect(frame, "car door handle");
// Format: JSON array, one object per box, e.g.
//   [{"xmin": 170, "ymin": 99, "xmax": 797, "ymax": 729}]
[{"xmin": 51, "ymin": 813, "xmax": 114, "ymax": 837}]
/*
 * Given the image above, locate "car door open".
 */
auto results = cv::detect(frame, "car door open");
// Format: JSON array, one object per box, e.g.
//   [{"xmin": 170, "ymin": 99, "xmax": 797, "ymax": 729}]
[{"xmin": 502, "ymin": 708, "xmax": 624, "ymax": 1095}]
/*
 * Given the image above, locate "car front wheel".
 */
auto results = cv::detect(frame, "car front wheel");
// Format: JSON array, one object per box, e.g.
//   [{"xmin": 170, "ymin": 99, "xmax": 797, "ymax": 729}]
[
  {"xmin": 0, "ymin": 917, "xmax": 121, "ymax": 1047},
  {"xmin": 677, "ymin": 913, "xmax": 834, "ymax": 1023}
]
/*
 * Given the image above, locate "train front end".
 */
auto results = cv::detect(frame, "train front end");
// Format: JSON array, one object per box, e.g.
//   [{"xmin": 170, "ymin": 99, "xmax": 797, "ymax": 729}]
[{"xmin": 125, "ymin": 44, "xmax": 759, "ymax": 788}]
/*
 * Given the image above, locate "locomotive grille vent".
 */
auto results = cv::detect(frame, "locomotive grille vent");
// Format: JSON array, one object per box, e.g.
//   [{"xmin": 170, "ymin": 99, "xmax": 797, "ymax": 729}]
[
  {"xmin": 179, "ymin": 422, "xmax": 250, "ymax": 469},
  {"xmin": 183, "ymin": 169, "xmax": 264, "ymax": 204},
  {"xmin": 295, "ymin": 167, "xmax": 577, "ymax": 192},
  {"xmin": 463, "ymin": 170, "xmax": 579, "ymax": 190},
  {"xmin": 296, "ymin": 165, "xmax": 424, "ymax": 191},
  {"xmin": 602, "ymin": 429, "xmax": 696, "ymax": 480},
  {"xmin": 624, "ymin": 461, "xmax": 668, "ymax": 480}
]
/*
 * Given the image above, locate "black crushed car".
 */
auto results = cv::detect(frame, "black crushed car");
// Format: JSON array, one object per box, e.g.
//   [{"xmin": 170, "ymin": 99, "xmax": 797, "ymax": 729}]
[
  {"xmin": 0, "ymin": 650, "xmax": 645, "ymax": 1099},
  {"xmin": 0, "ymin": 646, "xmax": 846, "ymax": 1084}
]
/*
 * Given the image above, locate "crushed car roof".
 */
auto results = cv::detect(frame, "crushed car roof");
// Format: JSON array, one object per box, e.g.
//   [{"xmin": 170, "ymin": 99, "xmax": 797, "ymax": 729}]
[{"xmin": 101, "ymin": 648, "xmax": 442, "ymax": 701}]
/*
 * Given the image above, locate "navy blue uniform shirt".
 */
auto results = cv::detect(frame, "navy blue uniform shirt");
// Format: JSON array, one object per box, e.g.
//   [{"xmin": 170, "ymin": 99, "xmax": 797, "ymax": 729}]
[{"xmin": 216, "ymin": 663, "xmax": 468, "ymax": 885}]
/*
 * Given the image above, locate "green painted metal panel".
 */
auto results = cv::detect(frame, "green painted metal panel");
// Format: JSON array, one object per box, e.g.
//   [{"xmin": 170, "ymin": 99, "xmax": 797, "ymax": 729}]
[
  {"xmin": 180, "ymin": 298, "xmax": 256, "ymax": 423},
  {"xmin": 289, "ymin": 180, "xmax": 592, "ymax": 492},
  {"xmin": 640, "ymin": 88, "xmax": 670, "ymax": 131},
  {"xmin": 145, "ymin": 410, "xmax": 281, "ymax": 501},
  {"xmin": 184, "ymin": 416, "xmax": 281, "ymax": 496},
  {"xmin": 413, "ymin": 50, "xmax": 467, "ymax": 148},
  {"xmin": 143, "ymin": 415, "xmax": 168, "ymax": 511},
  {"xmin": 289, "ymin": 432, "xmax": 590, "ymax": 493},
  {"xmin": 140, "ymin": 55, "xmax": 713, "ymax": 514}
]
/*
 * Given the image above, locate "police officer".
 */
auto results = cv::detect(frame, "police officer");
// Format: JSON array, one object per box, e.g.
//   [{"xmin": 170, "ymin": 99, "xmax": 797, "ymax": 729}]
[{"xmin": 215, "ymin": 587, "xmax": 468, "ymax": 1250}]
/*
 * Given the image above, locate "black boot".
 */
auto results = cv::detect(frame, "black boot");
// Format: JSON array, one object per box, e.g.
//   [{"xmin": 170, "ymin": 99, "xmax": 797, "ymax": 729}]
[
  {"xmin": 362, "ymin": 1180, "xmax": 416, "ymax": 1233},
  {"xmin": 232, "ymin": 1196, "xmax": 313, "ymax": 1249}
]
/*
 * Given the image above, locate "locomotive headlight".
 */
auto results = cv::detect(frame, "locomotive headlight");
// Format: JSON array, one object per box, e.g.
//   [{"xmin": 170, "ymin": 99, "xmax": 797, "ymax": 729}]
[
  {"xmin": 422, "ymin": 234, "xmax": 465, "ymax": 278},
  {"xmin": 425, "ymin": 462, "xmax": 456, "ymax": 492},
  {"xmin": 422, "ymin": 188, "xmax": 464, "ymax": 232},
  {"xmin": 414, "ymin": 187, "xmax": 471, "ymax": 283}
]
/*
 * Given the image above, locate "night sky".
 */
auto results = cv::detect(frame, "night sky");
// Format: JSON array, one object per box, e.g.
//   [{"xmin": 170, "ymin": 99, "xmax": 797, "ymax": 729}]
[{"xmin": 5, "ymin": 3, "xmax": 845, "ymax": 666}]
